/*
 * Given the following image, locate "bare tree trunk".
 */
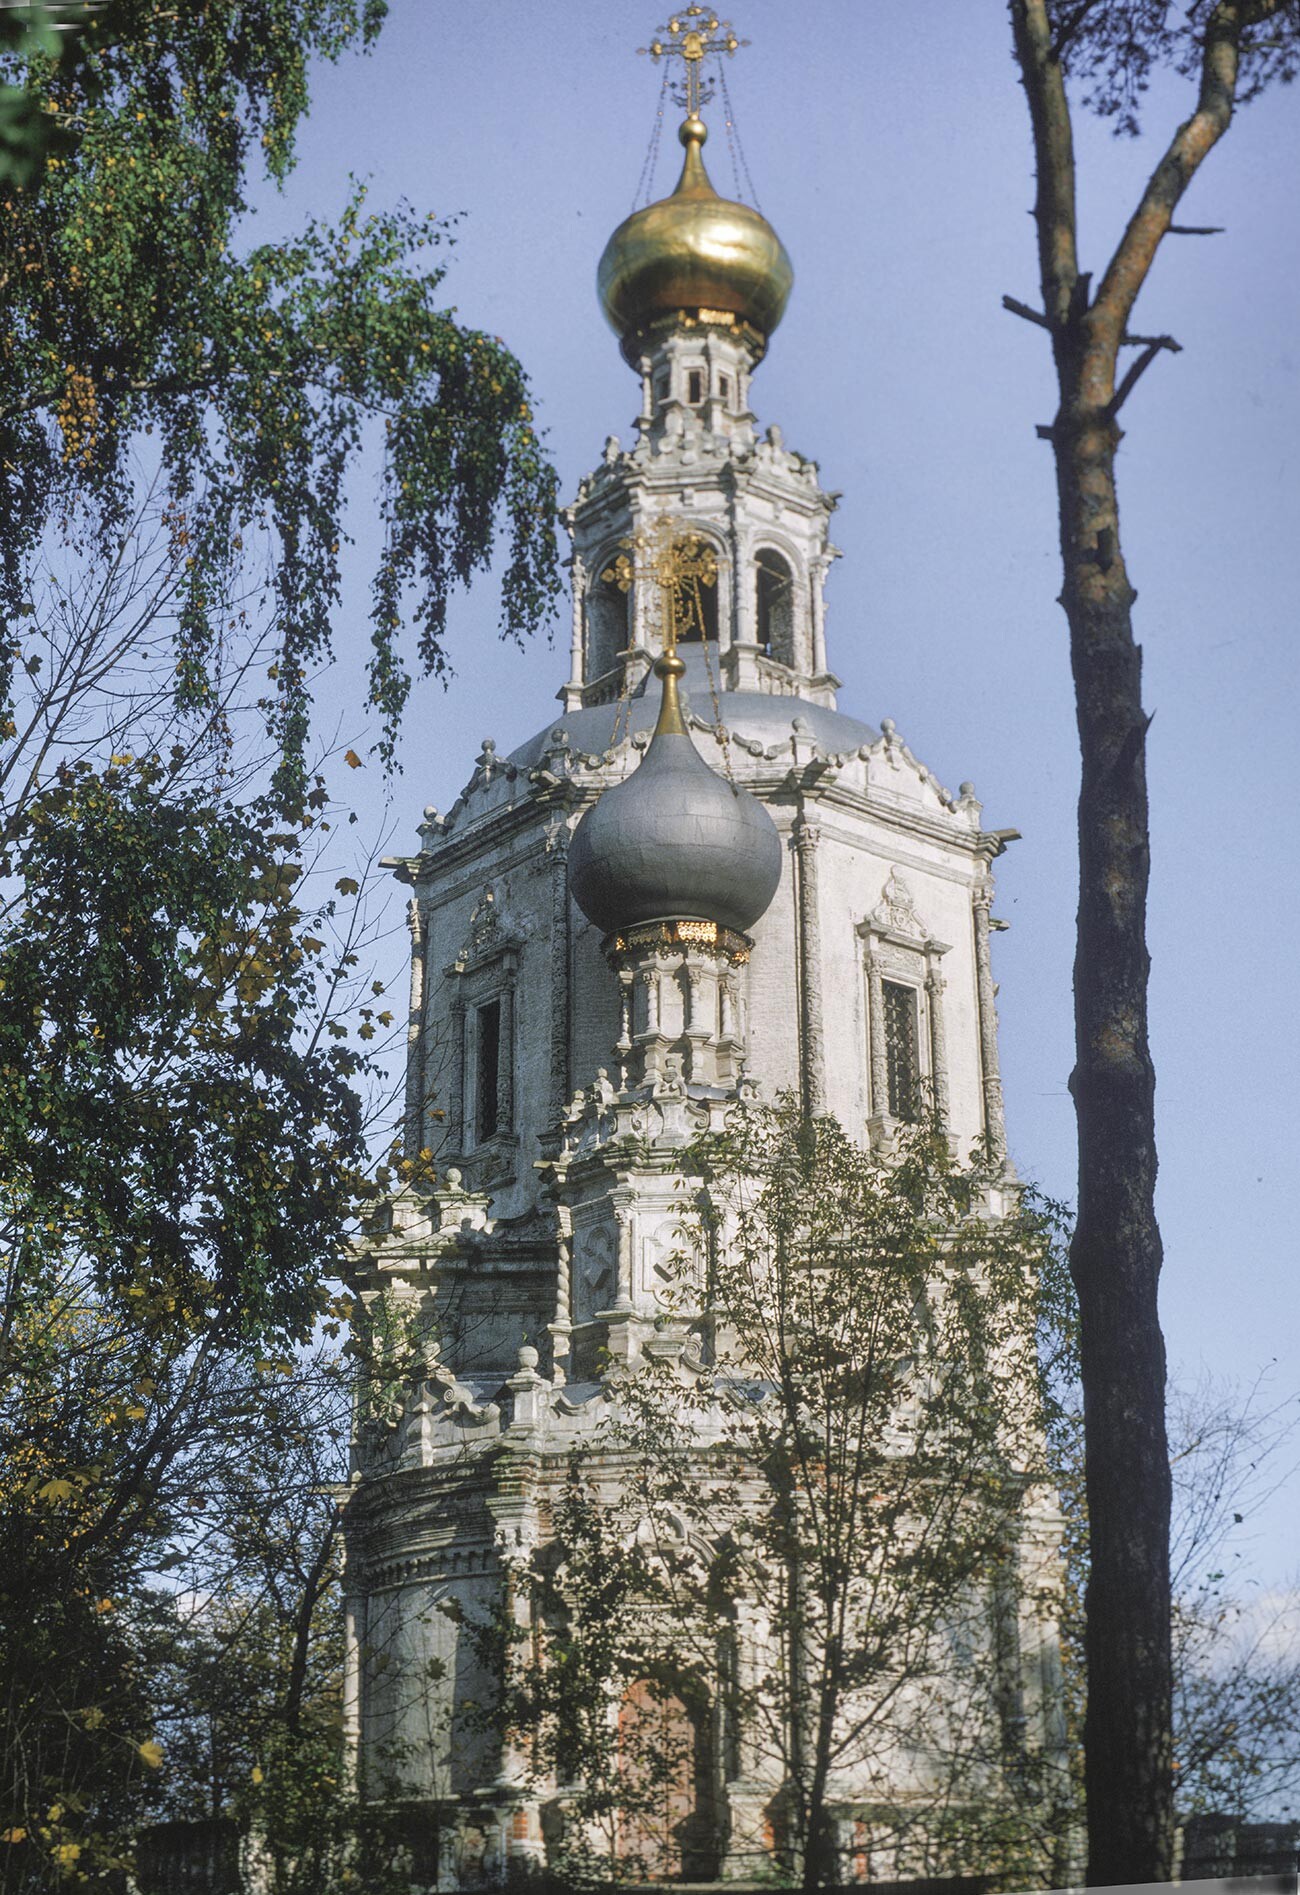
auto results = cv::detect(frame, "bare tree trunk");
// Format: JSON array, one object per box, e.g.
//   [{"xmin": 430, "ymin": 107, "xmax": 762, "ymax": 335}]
[
  {"xmin": 1054, "ymin": 390, "xmax": 1173, "ymax": 1885},
  {"xmin": 801, "ymin": 1634, "xmax": 841, "ymax": 1895},
  {"xmin": 1007, "ymin": 0, "xmax": 1263, "ymax": 1876}
]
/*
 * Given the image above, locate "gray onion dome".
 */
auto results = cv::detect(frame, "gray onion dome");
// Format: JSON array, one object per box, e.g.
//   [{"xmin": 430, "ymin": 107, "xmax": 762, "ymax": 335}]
[{"xmin": 568, "ymin": 655, "xmax": 783, "ymax": 937}]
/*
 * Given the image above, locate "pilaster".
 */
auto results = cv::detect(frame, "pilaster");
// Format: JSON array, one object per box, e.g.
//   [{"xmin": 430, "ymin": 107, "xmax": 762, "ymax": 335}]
[
  {"xmin": 973, "ymin": 881, "xmax": 1008, "ymax": 1162},
  {"xmin": 794, "ymin": 814, "xmax": 826, "ymax": 1118}
]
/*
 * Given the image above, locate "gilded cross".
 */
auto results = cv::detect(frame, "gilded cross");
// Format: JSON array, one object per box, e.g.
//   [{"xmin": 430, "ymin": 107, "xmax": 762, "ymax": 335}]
[
  {"xmin": 638, "ymin": 6, "xmax": 748, "ymax": 120},
  {"xmin": 602, "ymin": 521, "xmax": 718, "ymax": 655}
]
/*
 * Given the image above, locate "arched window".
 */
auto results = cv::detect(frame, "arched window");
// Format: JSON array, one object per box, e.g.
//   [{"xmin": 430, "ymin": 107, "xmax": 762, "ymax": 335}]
[
  {"xmin": 755, "ymin": 548, "xmax": 796, "ymax": 665},
  {"xmin": 586, "ymin": 570, "xmax": 629, "ymax": 680}
]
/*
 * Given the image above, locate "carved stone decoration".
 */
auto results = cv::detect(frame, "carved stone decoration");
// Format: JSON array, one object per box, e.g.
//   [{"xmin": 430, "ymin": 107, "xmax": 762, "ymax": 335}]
[
  {"xmin": 864, "ymin": 945, "xmax": 888, "ymax": 1120},
  {"xmin": 793, "ymin": 813, "xmax": 826, "ymax": 1117},
  {"xmin": 870, "ymin": 868, "xmax": 925, "ymax": 939},
  {"xmin": 446, "ymin": 994, "xmax": 467, "ymax": 1155},
  {"xmin": 442, "ymin": 886, "xmax": 525, "ymax": 1177},
  {"xmin": 463, "ymin": 887, "xmax": 502, "ymax": 962},
  {"xmin": 574, "ymin": 1224, "xmax": 615, "ymax": 1323},
  {"xmin": 547, "ymin": 825, "xmax": 571, "ymax": 1112},
  {"xmin": 972, "ymin": 881, "xmax": 1008, "ymax": 1161},
  {"xmin": 926, "ymin": 969, "xmax": 951, "ymax": 1127},
  {"xmin": 858, "ymin": 870, "xmax": 953, "ymax": 1133},
  {"xmin": 404, "ymin": 897, "xmax": 428, "ymax": 1157}
]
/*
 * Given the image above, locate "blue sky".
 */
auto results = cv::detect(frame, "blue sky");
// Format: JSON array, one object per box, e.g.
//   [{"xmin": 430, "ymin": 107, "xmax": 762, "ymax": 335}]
[{"xmin": 252, "ymin": 2, "xmax": 1300, "ymax": 1579}]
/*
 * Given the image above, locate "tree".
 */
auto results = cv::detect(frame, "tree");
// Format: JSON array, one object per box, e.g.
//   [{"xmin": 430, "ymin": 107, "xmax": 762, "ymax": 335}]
[
  {"xmin": 0, "ymin": 6, "xmax": 562, "ymax": 1874},
  {"xmin": 0, "ymin": 5, "xmax": 100, "ymax": 191},
  {"xmin": 0, "ymin": 0, "xmax": 560, "ymax": 788},
  {"xmin": 496, "ymin": 1102, "xmax": 1074, "ymax": 1892},
  {"xmin": 139, "ymin": 1342, "xmax": 420, "ymax": 1895},
  {"xmin": 0, "ymin": 756, "xmax": 377, "ymax": 1885},
  {"xmin": 1168, "ymin": 1376, "xmax": 1300, "ymax": 1826},
  {"xmin": 1004, "ymin": 3, "xmax": 1300, "ymax": 1879}
]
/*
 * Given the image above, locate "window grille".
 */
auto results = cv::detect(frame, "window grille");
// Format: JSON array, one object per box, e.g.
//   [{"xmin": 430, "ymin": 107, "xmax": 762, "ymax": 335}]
[
  {"xmin": 882, "ymin": 980, "xmax": 920, "ymax": 1121},
  {"xmin": 475, "ymin": 997, "xmax": 502, "ymax": 1144}
]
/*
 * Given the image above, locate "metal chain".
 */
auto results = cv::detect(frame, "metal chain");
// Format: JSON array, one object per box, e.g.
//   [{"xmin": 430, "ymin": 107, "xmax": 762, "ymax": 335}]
[
  {"xmin": 693, "ymin": 574, "xmax": 735, "ymax": 786},
  {"xmin": 718, "ymin": 55, "xmax": 746, "ymax": 202},
  {"xmin": 717, "ymin": 63, "xmax": 762, "ymax": 213},
  {"xmin": 633, "ymin": 64, "xmax": 671, "ymax": 209},
  {"xmin": 609, "ymin": 621, "xmax": 636, "ymax": 755}
]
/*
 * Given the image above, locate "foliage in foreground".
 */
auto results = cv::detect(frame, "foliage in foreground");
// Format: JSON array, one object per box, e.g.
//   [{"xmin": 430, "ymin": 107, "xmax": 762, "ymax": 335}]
[
  {"xmin": 0, "ymin": 755, "xmax": 374, "ymax": 1887},
  {"xmin": 0, "ymin": 0, "xmax": 560, "ymax": 786},
  {"xmin": 492, "ymin": 1104, "xmax": 1077, "ymax": 1894}
]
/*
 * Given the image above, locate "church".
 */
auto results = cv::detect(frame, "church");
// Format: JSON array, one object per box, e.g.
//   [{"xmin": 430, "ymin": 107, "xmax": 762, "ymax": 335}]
[{"xmin": 342, "ymin": 13, "xmax": 1067, "ymax": 1886}]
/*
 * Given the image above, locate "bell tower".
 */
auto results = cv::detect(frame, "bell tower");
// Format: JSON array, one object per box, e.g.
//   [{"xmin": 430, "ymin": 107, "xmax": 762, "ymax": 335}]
[
  {"xmin": 340, "ymin": 13, "xmax": 1064, "ymax": 1888},
  {"xmin": 562, "ymin": 44, "xmax": 838, "ymax": 714}
]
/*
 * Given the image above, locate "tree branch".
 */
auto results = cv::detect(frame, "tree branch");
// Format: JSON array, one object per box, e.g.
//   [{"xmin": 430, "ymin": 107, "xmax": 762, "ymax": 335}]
[
  {"xmin": 1002, "ymin": 293, "xmax": 1053, "ymax": 329},
  {"xmin": 1009, "ymin": 0, "xmax": 1080, "ymax": 337},
  {"xmin": 1091, "ymin": 1, "xmax": 1273, "ymax": 344},
  {"xmin": 1108, "ymin": 336, "xmax": 1183, "ymax": 417},
  {"xmin": 1050, "ymin": 0, "xmax": 1105, "ymax": 59}
]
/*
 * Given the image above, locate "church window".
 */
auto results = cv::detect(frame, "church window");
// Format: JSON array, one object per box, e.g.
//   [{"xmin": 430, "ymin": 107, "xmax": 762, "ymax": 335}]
[
  {"xmin": 654, "ymin": 370, "xmax": 669, "ymax": 407},
  {"xmin": 686, "ymin": 368, "xmax": 704, "ymax": 406},
  {"xmin": 882, "ymin": 980, "xmax": 921, "ymax": 1121},
  {"xmin": 718, "ymin": 372, "xmax": 731, "ymax": 404},
  {"xmin": 755, "ymin": 548, "xmax": 796, "ymax": 665},
  {"xmin": 475, "ymin": 997, "xmax": 505, "ymax": 1144}
]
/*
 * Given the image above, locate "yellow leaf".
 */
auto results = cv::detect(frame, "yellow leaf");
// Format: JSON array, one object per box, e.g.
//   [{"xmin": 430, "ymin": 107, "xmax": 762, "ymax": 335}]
[
  {"xmin": 38, "ymin": 1478, "xmax": 74, "ymax": 1502},
  {"xmin": 136, "ymin": 1740, "xmax": 164, "ymax": 1769},
  {"xmin": 0, "ymin": 1828, "xmax": 26, "ymax": 1844},
  {"xmin": 251, "ymin": 1765, "xmax": 264, "ymax": 1785},
  {"xmin": 343, "ymin": 749, "xmax": 362, "ymax": 769},
  {"xmin": 54, "ymin": 1843, "xmax": 81, "ymax": 1868}
]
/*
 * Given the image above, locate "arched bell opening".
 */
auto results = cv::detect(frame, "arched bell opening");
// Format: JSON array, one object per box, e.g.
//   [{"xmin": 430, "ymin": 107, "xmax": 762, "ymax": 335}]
[
  {"xmin": 587, "ymin": 569, "xmax": 630, "ymax": 681},
  {"xmin": 755, "ymin": 547, "xmax": 797, "ymax": 667}
]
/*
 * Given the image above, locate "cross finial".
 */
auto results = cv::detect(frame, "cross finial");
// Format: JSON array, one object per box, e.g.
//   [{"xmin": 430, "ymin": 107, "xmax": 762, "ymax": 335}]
[
  {"xmin": 602, "ymin": 520, "xmax": 718, "ymax": 657},
  {"xmin": 638, "ymin": 6, "xmax": 748, "ymax": 121}
]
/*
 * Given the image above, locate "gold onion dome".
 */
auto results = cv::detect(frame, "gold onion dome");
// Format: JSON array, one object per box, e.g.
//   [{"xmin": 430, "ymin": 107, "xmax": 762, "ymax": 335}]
[{"xmin": 598, "ymin": 115, "xmax": 793, "ymax": 357}]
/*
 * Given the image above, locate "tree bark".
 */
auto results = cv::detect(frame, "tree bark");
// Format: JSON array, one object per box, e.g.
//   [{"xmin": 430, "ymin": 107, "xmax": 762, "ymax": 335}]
[
  {"xmin": 1007, "ymin": 0, "xmax": 1260, "ymax": 1877},
  {"xmin": 1056, "ymin": 397, "xmax": 1173, "ymax": 1886}
]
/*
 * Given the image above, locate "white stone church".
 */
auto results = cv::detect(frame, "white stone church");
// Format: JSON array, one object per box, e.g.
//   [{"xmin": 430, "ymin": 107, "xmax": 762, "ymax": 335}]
[{"xmin": 342, "ymin": 39, "xmax": 1066, "ymax": 1889}]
